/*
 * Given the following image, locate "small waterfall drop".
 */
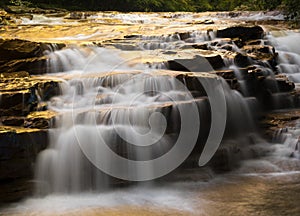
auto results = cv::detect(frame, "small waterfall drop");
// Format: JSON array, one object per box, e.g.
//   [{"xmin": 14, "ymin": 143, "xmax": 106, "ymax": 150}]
[{"xmin": 35, "ymin": 43, "xmax": 258, "ymax": 194}]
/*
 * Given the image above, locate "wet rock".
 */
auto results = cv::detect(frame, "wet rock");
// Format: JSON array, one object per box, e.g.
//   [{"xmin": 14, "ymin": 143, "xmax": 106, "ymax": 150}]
[
  {"xmin": 67, "ymin": 11, "xmax": 96, "ymax": 19},
  {"xmin": 124, "ymin": 34, "xmax": 141, "ymax": 39},
  {"xmin": 246, "ymin": 39, "xmax": 265, "ymax": 45},
  {"xmin": 214, "ymin": 69, "xmax": 236, "ymax": 80},
  {"xmin": 0, "ymin": 9, "xmax": 13, "ymax": 25},
  {"xmin": 190, "ymin": 43, "xmax": 209, "ymax": 50},
  {"xmin": 0, "ymin": 39, "xmax": 58, "ymax": 62},
  {"xmin": 0, "ymin": 71, "xmax": 30, "ymax": 78},
  {"xmin": 35, "ymin": 79, "xmax": 61, "ymax": 101},
  {"xmin": 243, "ymin": 45, "xmax": 275, "ymax": 55},
  {"xmin": 234, "ymin": 53, "xmax": 252, "ymax": 67},
  {"xmin": 260, "ymin": 110, "xmax": 300, "ymax": 140},
  {"xmin": 216, "ymin": 26, "xmax": 264, "ymax": 42},
  {"xmin": 0, "ymin": 126, "xmax": 48, "ymax": 203},
  {"xmin": 168, "ymin": 54, "xmax": 225, "ymax": 71},
  {"xmin": 0, "ymin": 56, "xmax": 48, "ymax": 74},
  {"xmin": 0, "ymin": 39, "xmax": 65, "ymax": 74},
  {"xmin": 24, "ymin": 111, "xmax": 58, "ymax": 129},
  {"xmin": 232, "ymin": 38, "xmax": 244, "ymax": 48},
  {"xmin": 242, "ymin": 45, "xmax": 277, "ymax": 67},
  {"xmin": 0, "ymin": 39, "xmax": 42, "ymax": 63},
  {"xmin": 208, "ymin": 141, "xmax": 242, "ymax": 171},
  {"xmin": 189, "ymin": 39, "xmax": 237, "ymax": 52},
  {"xmin": 214, "ymin": 70, "xmax": 240, "ymax": 90},
  {"xmin": 1, "ymin": 116, "xmax": 25, "ymax": 126},
  {"xmin": 0, "ymin": 89, "xmax": 37, "ymax": 116},
  {"xmin": 275, "ymin": 74, "xmax": 295, "ymax": 92},
  {"xmin": 178, "ymin": 32, "xmax": 190, "ymax": 41},
  {"xmin": 186, "ymin": 19, "xmax": 214, "ymax": 25},
  {"xmin": 0, "ymin": 75, "xmax": 61, "ymax": 116}
]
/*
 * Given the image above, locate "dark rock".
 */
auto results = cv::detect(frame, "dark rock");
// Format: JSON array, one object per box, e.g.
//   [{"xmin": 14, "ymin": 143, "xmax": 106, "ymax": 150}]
[
  {"xmin": 0, "ymin": 126, "xmax": 48, "ymax": 203},
  {"xmin": 36, "ymin": 79, "xmax": 61, "ymax": 101},
  {"xmin": 186, "ymin": 20, "xmax": 214, "ymax": 25},
  {"xmin": 191, "ymin": 43, "xmax": 208, "ymax": 50},
  {"xmin": 0, "ymin": 71, "xmax": 30, "ymax": 78},
  {"xmin": 0, "ymin": 56, "xmax": 48, "ymax": 74},
  {"xmin": 214, "ymin": 70, "xmax": 236, "ymax": 80},
  {"xmin": 0, "ymin": 39, "xmax": 65, "ymax": 74},
  {"xmin": 216, "ymin": 26, "xmax": 264, "ymax": 42},
  {"xmin": 0, "ymin": 39, "xmax": 64, "ymax": 63},
  {"xmin": 243, "ymin": 45, "xmax": 275, "ymax": 55},
  {"xmin": 0, "ymin": 9, "xmax": 14, "ymax": 25},
  {"xmin": 204, "ymin": 20, "xmax": 214, "ymax": 25},
  {"xmin": 124, "ymin": 34, "xmax": 141, "ymax": 39},
  {"xmin": 275, "ymin": 74, "xmax": 295, "ymax": 92},
  {"xmin": 24, "ymin": 111, "xmax": 57, "ymax": 129},
  {"xmin": 246, "ymin": 39, "xmax": 264, "ymax": 45},
  {"xmin": 0, "ymin": 89, "xmax": 38, "ymax": 116},
  {"xmin": 1, "ymin": 116, "xmax": 25, "ymax": 126},
  {"xmin": 232, "ymin": 38, "xmax": 244, "ymax": 48},
  {"xmin": 260, "ymin": 109, "xmax": 300, "ymax": 140},
  {"xmin": 242, "ymin": 45, "xmax": 278, "ymax": 68},
  {"xmin": 208, "ymin": 141, "xmax": 242, "ymax": 171},
  {"xmin": 228, "ymin": 11, "xmax": 241, "ymax": 18},
  {"xmin": 168, "ymin": 54, "xmax": 224, "ymax": 72},
  {"xmin": 234, "ymin": 53, "xmax": 252, "ymax": 67},
  {"xmin": 0, "ymin": 75, "xmax": 61, "ymax": 116},
  {"xmin": 178, "ymin": 32, "xmax": 190, "ymax": 41}
]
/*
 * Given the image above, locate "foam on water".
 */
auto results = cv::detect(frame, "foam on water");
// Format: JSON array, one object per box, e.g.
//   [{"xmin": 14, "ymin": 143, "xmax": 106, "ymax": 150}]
[
  {"xmin": 20, "ymin": 14, "xmax": 70, "ymax": 25},
  {"xmin": 2, "ymin": 187, "xmax": 195, "ymax": 214}
]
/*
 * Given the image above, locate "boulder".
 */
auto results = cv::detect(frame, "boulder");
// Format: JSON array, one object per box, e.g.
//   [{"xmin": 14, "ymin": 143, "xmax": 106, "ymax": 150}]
[
  {"xmin": 216, "ymin": 26, "xmax": 264, "ymax": 42},
  {"xmin": 167, "ymin": 54, "xmax": 225, "ymax": 71}
]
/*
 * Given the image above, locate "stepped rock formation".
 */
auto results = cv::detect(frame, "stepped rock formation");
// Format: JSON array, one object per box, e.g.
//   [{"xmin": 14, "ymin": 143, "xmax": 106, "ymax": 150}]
[{"xmin": 0, "ymin": 12, "xmax": 299, "ymax": 204}]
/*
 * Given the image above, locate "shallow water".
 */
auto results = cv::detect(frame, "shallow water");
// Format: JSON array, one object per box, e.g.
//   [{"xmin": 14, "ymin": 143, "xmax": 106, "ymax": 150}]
[{"xmin": 2, "ymin": 171, "xmax": 300, "ymax": 216}]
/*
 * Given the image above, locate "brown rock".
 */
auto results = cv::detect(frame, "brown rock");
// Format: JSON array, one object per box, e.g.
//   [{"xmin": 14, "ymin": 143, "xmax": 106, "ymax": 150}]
[
  {"xmin": 216, "ymin": 26, "xmax": 264, "ymax": 42},
  {"xmin": 0, "ymin": 89, "xmax": 37, "ymax": 116},
  {"xmin": 234, "ymin": 53, "xmax": 251, "ymax": 67},
  {"xmin": 24, "ymin": 110, "xmax": 58, "ymax": 129},
  {"xmin": 0, "ymin": 39, "xmax": 65, "ymax": 74},
  {"xmin": 0, "ymin": 126, "xmax": 48, "ymax": 203},
  {"xmin": 167, "ymin": 54, "xmax": 225, "ymax": 72},
  {"xmin": 1, "ymin": 116, "xmax": 25, "ymax": 126},
  {"xmin": 0, "ymin": 56, "xmax": 48, "ymax": 74}
]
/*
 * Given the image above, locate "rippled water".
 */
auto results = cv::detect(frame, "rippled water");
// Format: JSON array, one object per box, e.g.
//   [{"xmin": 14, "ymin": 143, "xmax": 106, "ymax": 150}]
[{"xmin": 2, "ymin": 171, "xmax": 300, "ymax": 216}]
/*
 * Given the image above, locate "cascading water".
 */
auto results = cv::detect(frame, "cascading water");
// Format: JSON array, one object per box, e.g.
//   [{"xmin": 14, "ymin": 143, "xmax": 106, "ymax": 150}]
[
  {"xmin": 3, "ymin": 11, "xmax": 300, "ymax": 216},
  {"xmin": 35, "ymin": 39, "xmax": 258, "ymax": 194}
]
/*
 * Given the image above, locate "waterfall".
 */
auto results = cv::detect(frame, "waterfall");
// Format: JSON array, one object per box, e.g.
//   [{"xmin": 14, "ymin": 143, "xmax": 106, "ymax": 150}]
[{"xmin": 35, "ymin": 44, "xmax": 257, "ymax": 194}]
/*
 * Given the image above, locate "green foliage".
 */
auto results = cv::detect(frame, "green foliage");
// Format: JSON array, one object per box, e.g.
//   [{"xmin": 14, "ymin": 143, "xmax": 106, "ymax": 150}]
[
  {"xmin": 283, "ymin": 0, "xmax": 300, "ymax": 20},
  {"xmin": 0, "ymin": 0, "xmax": 299, "ymax": 22}
]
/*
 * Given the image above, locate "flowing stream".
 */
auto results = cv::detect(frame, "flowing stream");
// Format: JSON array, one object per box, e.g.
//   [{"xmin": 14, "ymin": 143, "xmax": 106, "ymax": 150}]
[{"xmin": 1, "ymin": 12, "xmax": 300, "ymax": 216}]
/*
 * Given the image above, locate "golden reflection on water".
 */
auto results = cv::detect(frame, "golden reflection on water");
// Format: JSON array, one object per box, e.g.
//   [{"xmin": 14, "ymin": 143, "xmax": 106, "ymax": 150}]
[{"xmin": 3, "ymin": 173, "xmax": 300, "ymax": 216}]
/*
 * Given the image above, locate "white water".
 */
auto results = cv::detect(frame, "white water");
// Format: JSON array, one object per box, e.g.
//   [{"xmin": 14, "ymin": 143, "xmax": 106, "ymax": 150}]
[
  {"xmin": 2, "ymin": 12, "xmax": 300, "ymax": 215},
  {"xmin": 33, "ymin": 33, "xmax": 262, "ymax": 195},
  {"xmin": 20, "ymin": 14, "xmax": 73, "ymax": 25}
]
